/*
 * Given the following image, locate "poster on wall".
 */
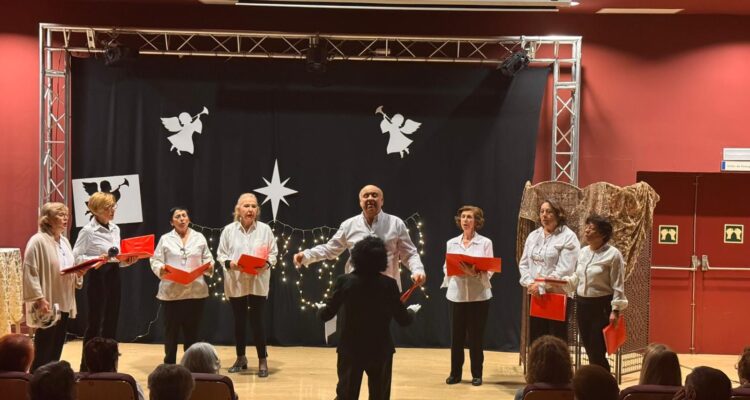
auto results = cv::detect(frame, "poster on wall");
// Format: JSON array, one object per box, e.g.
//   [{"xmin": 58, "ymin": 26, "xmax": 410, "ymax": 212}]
[{"xmin": 71, "ymin": 174, "xmax": 143, "ymax": 227}]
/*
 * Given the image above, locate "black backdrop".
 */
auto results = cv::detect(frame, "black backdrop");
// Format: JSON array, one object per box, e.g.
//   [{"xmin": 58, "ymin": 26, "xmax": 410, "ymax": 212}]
[{"xmin": 70, "ymin": 56, "xmax": 547, "ymax": 351}]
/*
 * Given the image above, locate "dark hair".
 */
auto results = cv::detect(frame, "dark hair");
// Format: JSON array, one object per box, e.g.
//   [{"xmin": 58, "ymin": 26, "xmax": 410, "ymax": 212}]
[
  {"xmin": 586, "ymin": 214, "xmax": 614, "ymax": 243},
  {"xmin": 682, "ymin": 366, "xmax": 731, "ymax": 400},
  {"xmin": 0, "ymin": 333, "xmax": 34, "ymax": 372},
  {"xmin": 169, "ymin": 206, "xmax": 190, "ymax": 221},
  {"xmin": 640, "ymin": 348, "xmax": 681, "ymax": 386},
  {"xmin": 84, "ymin": 337, "xmax": 119, "ymax": 373},
  {"xmin": 573, "ymin": 365, "xmax": 619, "ymax": 400},
  {"xmin": 29, "ymin": 360, "xmax": 76, "ymax": 400},
  {"xmin": 739, "ymin": 346, "xmax": 750, "ymax": 385},
  {"xmin": 541, "ymin": 199, "xmax": 567, "ymax": 227},
  {"xmin": 526, "ymin": 335, "xmax": 572, "ymax": 384},
  {"xmin": 148, "ymin": 364, "xmax": 195, "ymax": 400},
  {"xmin": 454, "ymin": 205, "xmax": 485, "ymax": 230},
  {"xmin": 350, "ymin": 236, "xmax": 388, "ymax": 276}
]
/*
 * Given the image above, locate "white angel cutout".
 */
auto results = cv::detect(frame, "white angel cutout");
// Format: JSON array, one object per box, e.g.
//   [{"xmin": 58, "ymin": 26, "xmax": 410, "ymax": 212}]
[
  {"xmin": 375, "ymin": 105, "xmax": 421, "ymax": 158},
  {"xmin": 160, "ymin": 107, "xmax": 209, "ymax": 155}
]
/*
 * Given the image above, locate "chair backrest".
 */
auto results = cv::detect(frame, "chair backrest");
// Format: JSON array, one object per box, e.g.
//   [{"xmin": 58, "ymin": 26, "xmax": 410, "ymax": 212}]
[
  {"xmin": 189, "ymin": 373, "xmax": 236, "ymax": 400},
  {"xmin": 76, "ymin": 372, "xmax": 138, "ymax": 400},
  {"xmin": 732, "ymin": 387, "xmax": 750, "ymax": 400},
  {"xmin": 0, "ymin": 371, "xmax": 32, "ymax": 400},
  {"xmin": 523, "ymin": 383, "xmax": 575, "ymax": 400},
  {"xmin": 619, "ymin": 384, "xmax": 681, "ymax": 400}
]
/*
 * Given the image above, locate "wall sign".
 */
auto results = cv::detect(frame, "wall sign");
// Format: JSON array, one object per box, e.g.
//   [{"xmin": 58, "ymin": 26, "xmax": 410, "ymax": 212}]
[
  {"xmin": 658, "ymin": 225, "xmax": 679, "ymax": 244},
  {"xmin": 724, "ymin": 224, "xmax": 744, "ymax": 244}
]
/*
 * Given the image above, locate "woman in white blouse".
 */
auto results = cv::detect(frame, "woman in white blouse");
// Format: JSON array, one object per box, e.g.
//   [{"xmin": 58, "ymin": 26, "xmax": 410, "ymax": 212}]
[
  {"xmin": 441, "ymin": 205, "xmax": 493, "ymax": 387},
  {"xmin": 217, "ymin": 193, "xmax": 278, "ymax": 377},
  {"xmin": 518, "ymin": 199, "xmax": 580, "ymax": 344},
  {"xmin": 73, "ymin": 192, "xmax": 137, "ymax": 371},
  {"xmin": 564, "ymin": 215, "xmax": 627, "ymax": 371},
  {"xmin": 23, "ymin": 202, "xmax": 82, "ymax": 371},
  {"xmin": 150, "ymin": 207, "xmax": 215, "ymax": 365}
]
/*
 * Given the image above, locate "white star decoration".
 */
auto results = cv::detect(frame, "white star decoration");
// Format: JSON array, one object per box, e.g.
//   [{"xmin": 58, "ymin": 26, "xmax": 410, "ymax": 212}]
[{"xmin": 254, "ymin": 159, "xmax": 298, "ymax": 221}]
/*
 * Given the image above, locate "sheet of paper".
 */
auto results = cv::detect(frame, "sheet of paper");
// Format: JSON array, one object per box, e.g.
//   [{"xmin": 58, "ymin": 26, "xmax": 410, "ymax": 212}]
[{"xmin": 324, "ymin": 316, "xmax": 337, "ymax": 344}]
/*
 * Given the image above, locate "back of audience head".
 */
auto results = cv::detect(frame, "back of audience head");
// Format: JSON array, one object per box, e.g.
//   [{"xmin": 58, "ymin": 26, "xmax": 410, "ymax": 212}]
[
  {"xmin": 573, "ymin": 365, "xmax": 619, "ymax": 400},
  {"xmin": 739, "ymin": 346, "xmax": 750, "ymax": 387},
  {"xmin": 84, "ymin": 337, "xmax": 119, "ymax": 373},
  {"xmin": 526, "ymin": 335, "xmax": 572, "ymax": 385},
  {"xmin": 640, "ymin": 343, "xmax": 682, "ymax": 386},
  {"xmin": 350, "ymin": 236, "xmax": 387, "ymax": 276},
  {"xmin": 0, "ymin": 333, "xmax": 34, "ymax": 372},
  {"xmin": 180, "ymin": 342, "xmax": 221, "ymax": 374},
  {"xmin": 148, "ymin": 364, "xmax": 195, "ymax": 400},
  {"xmin": 29, "ymin": 360, "xmax": 76, "ymax": 400},
  {"xmin": 674, "ymin": 366, "xmax": 731, "ymax": 400}
]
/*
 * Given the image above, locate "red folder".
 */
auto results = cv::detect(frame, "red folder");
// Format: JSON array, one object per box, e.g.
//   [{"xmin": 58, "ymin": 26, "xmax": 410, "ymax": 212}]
[
  {"xmin": 603, "ymin": 315, "xmax": 627, "ymax": 355},
  {"xmin": 118, "ymin": 234, "xmax": 155, "ymax": 260},
  {"xmin": 60, "ymin": 257, "xmax": 107, "ymax": 275},
  {"xmin": 445, "ymin": 253, "xmax": 502, "ymax": 276},
  {"xmin": 530, "ymin": 293, "xmax": 567, "ymax": 321},
  {"xmin": 237, "ymin": 254, "xmax": 267, "ymax": 275},
  {"xmin": 400, "ymin": 282, "xmax": 419, "ymax": 303},
  {"xmin": 163, "ymin": 262, "xmax": 211, "ymax": 285}
]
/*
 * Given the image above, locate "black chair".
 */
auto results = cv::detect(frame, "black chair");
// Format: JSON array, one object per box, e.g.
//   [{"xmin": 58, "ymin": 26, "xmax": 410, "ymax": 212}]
[
  {"xmin": 76, "ymin": 372, "xmax": 139, "ymax": 400},
  {"xmin": 190, "ymin": 373, "xmax": 237, "ymax": 400},
  {"xmin": 732, "ymin": 387, "xmax": 750, "ymax": 400}
]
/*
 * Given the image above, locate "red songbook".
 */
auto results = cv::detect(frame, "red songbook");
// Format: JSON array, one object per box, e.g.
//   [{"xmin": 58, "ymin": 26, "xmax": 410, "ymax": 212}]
[
  {"xmin": 445, "ymin": 253, "xmax": 501, "ymax": 276},
  {"xmin": 534, "ymin": 277, "xmax": 567, "ymax": 286},
  {"xmin": 60, "ymin": 257, "xmax": 107, "ymax": 275},
  {"xmin": 530, "ymin": 293, "xmax": 567, "ymax": 321},
  {"xmin": 237, "ymin": 254, "xmax": 267, "ymax": 275},
  {"xmin": 118, "ymin": 234, "xmax": 155, "ymax": 260},
  {"xmin": 163, "ymin": 262, "xmax": 211, "ymax": 285},
  {"xmin": 400, "ymin": 282, "xmax": 419, "ymax": 303},
  {"xmin": 603, "ymin": 315, "xmax": 627, "ymax": 355}
]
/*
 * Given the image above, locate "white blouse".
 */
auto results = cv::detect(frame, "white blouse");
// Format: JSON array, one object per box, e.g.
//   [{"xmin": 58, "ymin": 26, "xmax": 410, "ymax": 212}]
[
  {"xmin": 217, "ymin": 220, "xmax": 278, "ymax": 298},
  {"xmin": 73, "ymin": 218, "xmax": 122, "ymax": 265},
  {"xmin": 564, "ymin": 244, "xmax": 628, "ymax": 311},
  {"xmin": 150, "ymin": 229, "xmax": 215, "ymax": 301},
  {"xmin": 518, "ymin": 225, "xmax": 580, "ymax": 289},
  {"xmin": 441, "ymin": 233, "xmax": 494, "ymax": 302}
]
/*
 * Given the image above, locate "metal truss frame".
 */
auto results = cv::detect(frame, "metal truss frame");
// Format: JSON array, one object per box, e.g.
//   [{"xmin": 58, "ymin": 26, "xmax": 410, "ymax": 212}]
[{"xmin": 39, "ymin": 23, "xmax": 581, "ymax": 208}]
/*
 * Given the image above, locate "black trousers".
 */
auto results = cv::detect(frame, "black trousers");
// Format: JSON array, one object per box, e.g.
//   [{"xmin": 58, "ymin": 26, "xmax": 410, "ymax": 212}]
[
  {"xmin": 229, "ymin": 294, "xmax": 267, "ymax": 358},
  {"xmin": 81, "ymin": 262, "xmax": 121, "ymax": 371},
  {"xmin": 576, "ymin": 295, "xmax": 613, "ymax": 371},
  {"xmin": 163, "ymin": 298, "xmax": 206, "ymax": 364},
  {"xmin": 336, "ymin": 353, "xmax": 393, "ymax": 400},
  {"xmin": 31, "ymin": 312, "xmax": 69, "ymax": 372},
  {"xmin": 529, "ymin": 295, "xmax": 572, "ymax": 346},
  {"xmin": 449, "ymin": 300, "xmax": 490, "ymax": 379}
]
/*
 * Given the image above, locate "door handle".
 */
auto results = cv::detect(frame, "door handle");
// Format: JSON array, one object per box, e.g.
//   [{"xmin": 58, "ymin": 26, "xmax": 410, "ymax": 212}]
[
  {"xmin": 692, "ymin": 255, "xmax": 701, "ymax": 271},
  {"xmin": 701, "ymin": 255, "xmax": 709, "ymax": 272}
]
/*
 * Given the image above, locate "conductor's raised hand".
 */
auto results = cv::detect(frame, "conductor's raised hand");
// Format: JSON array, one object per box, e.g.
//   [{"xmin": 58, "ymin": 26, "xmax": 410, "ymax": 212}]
[{"xmin": 293, "ymin": 252, "xmax": 305, "ymax": 268}]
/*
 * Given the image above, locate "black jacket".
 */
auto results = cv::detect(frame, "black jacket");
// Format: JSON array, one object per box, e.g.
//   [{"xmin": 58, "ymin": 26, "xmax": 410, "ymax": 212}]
[{"xmin": 318, "ymin": 272, "xmax": 413, "ymax": 361}]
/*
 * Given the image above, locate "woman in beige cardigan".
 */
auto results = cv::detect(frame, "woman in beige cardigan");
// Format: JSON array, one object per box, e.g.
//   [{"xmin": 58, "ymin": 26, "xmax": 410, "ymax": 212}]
[{"xmin": 23, "ymin": 202, "xmax": 83, "ymax": 371}]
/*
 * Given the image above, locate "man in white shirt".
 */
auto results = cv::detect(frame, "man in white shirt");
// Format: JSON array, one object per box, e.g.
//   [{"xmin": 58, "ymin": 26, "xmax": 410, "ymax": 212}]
[{"xmin": 293, "ymin": 184, "xmax": 426, "ymax": 290}]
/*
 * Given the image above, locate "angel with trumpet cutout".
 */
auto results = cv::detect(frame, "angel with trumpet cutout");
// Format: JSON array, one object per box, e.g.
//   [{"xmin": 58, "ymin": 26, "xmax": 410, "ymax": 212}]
[
  {"xmin": 160, "ymin": 106, "xmax": 209, "ymax": 155},
  {"xmin": 376, "ymin": 105, "xmax": 422, "ymax": 158}
]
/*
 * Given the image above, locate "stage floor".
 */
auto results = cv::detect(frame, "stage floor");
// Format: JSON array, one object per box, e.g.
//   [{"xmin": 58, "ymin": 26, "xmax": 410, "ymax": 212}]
[{"xmin": 59, "ymin": 342, "xmax": 741, "ymax": 400}]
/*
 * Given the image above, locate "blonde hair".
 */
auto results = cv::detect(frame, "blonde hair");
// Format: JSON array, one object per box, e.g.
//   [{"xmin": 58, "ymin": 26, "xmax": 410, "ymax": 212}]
[
  {"xmin": 233, "ymin": 193, "xmax": 260, "ymax": 221},
  {"xmin": 87, "ymin": 192, "xmax": 116, "ymax": 216},
  {"xmin": 454, "ymin": 205, "xmax": 485, "ymax": 230},
  {"xmin": 38, "ymin": 202, "xmax": 69, "ymax": 235}
]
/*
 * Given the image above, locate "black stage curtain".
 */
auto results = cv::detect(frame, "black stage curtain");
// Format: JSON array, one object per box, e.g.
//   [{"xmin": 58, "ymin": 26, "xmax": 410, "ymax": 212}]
[{"xmin": 70, "ymin": 56, "xmax": 547, "ymax": 351}]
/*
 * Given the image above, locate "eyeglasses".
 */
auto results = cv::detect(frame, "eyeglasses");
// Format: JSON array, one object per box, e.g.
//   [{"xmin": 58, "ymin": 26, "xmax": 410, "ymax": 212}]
[{"xmin": 104, "ymin": 204, "xmax": 118, "ymax": 210}]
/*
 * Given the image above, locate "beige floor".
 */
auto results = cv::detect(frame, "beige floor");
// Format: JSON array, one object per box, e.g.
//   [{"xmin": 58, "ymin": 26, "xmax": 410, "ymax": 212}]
[{"xmin": 60, "ymin": 342, "xmax": 742, "ymax": 400}]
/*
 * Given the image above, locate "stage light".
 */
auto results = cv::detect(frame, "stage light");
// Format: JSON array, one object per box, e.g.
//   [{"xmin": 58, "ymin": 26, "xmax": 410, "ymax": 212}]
[
  {"xmin": 499, "ymin": 50, "xmax": 530, "ymax": 77},
  {"xmin": 306, "ymin": 37, "xmax": 329, "ymax": 74},
  {"xmin": 103, "ymin": 43, "xmax": 137, "ymax": 67}
]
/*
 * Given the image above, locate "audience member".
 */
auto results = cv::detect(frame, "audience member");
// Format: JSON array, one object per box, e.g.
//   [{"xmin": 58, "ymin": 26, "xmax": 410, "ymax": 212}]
[
  {"xmin": 738, "ymin": 346, "xmax": 750, "ymax": 388},
  {"xmin": 639, "ymin": 343, "xmax": 682, "ymax": 386},
  {"xmin": 0, "ymin": 333, "xmax": 34, "ymax": 372},
  {"xmin": 148, "ymin": 364, "xmax": 195, "ymax": 400},
  {"xmin": 180, "ymin": 342, "xmax": 221, "ymax": 374},
  {"xmin": 573, "ymin": 364, "xmax": 619, "ymax": 400},
  {"xmin": 29, "ymin": 360, "xmax": 76, "ymax": 400},
  {"xmin": 84, "ymin": 337, "xmax": 145, "ymax": 400},
  {"xmin": 514, "ymin": 335, "xmax": 573, "ymax": 400},
  {"xmin": 673, "ymin": 366, "xmax": 731, "ymax": 400}
]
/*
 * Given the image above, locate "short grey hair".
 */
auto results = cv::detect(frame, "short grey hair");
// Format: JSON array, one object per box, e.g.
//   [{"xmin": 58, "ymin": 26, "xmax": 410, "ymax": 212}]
[{"xmin": 180, "ymin": 342, "xmax": 220, "ymax": 374}]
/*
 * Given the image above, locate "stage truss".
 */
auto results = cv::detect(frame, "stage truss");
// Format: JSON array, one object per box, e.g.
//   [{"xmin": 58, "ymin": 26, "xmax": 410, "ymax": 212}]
[{"xmin": 39, "ymin": 23, "xmax": 581, "ymax": 207}]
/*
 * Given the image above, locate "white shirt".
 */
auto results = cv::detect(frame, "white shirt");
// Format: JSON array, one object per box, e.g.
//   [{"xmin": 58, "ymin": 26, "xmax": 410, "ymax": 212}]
[
  {"xmin": 564, "ymin": 244, "xmax": 628, "ymax": 311},
  {"xmin": 150, "ymin": 229, "xmax": 215, "ymax": 301},
  {"xmin": 518, "ymin": 225, "xmax": 580, "ymax": 288},
  {"xmin": 300, "ymin": 211, "xmax": 425, "ymax": 291},
  {"xmin": 72, "ymin": 218, "xmax": 122, "ymax": 265},
  {"xmin": 441, "ymin": 232, "xmax": 494, "ymax": 302},
  {"xmin": 217, "ymin": 221, "xmax": 278, "ymax": 298}
]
